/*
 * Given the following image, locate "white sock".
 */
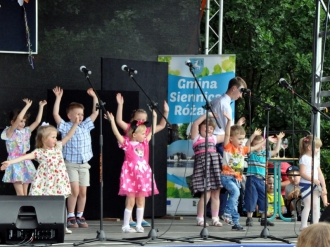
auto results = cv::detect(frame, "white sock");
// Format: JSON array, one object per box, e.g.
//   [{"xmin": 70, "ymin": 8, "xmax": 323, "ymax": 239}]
[
  {"xmin": 67, "ymin": 212, "xmax": 75, "ymax": 218},
  {"xmin": 136, "ymin": 208, "xmax": 144, "ymax": 227},
  {"xmin": 123, "ymin": 209, "xmax": 132, "ymax": 228},
  {"xmin": 77, "ymin": 212, "xmax": 83, "ymax": 218}
]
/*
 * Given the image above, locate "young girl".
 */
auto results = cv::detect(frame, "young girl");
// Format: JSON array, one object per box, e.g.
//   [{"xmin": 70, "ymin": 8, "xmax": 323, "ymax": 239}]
[
  {"xmin": 299, "ymin": 135, "xmax": 328, "ymax": 231},
  {"xmin": 266, "ymin": 175, "xmax": 286, "ymax": 218},
  {"xmin": 106, "ymin": 110, "xmax": 157, "ymax": 233},
  {"xmin": 190, "ymin": 113, "xmax": 224, "ymax": 227},
  {"xmin": 1, "ymin": 118, "xmax": 79, "ymax": 234},
  {"xmin": 1, "ymin": 98, "xmax": 47, "ymax": 195},
  {"xmin": 116, "ymin": 93, "xmax": 169, "ymax": 227}
]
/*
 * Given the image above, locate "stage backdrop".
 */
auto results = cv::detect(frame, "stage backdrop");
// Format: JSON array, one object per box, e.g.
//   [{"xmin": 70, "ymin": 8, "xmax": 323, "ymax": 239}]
[
  {"xmin": 101, "ymin": 57, "xmax": 168, "ymax": 217},
  {"xmin": 158, "ymin": 54, "xmax": 236, "ymax": 215}
]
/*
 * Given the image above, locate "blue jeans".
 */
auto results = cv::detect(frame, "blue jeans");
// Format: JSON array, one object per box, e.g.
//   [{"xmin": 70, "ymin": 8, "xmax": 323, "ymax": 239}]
[
  {"xmin": 220, "ymin": 175, "xmax": 240, "ymax": 224},
  {"xmin": 244, "ymin": 175, "xmax": 266, "ymax": 213}
]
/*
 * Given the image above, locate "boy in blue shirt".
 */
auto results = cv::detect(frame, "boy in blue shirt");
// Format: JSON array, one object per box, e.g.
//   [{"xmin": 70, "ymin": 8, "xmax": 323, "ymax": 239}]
[
  {"xmin": 53, "ymin": 86, "xmax": 99, "ymax": 228},
  {"xmin": 244, "ymin": 130, "xmax": 284, "ymax": 226}
]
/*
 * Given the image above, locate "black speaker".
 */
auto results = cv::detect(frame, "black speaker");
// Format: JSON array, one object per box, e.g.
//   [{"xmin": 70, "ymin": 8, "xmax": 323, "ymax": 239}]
[
  {"xmin": 0, "ymin": 196, "xmax": 65, "ymax": 244},
  {"xmin": 320, "ymin": 206, "xmax": 330, "ymax": 223}
]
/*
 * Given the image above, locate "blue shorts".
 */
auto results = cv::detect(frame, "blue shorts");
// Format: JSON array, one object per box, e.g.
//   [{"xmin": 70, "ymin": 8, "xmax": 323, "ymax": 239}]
[{"xmin": 244, "ymin": 175, "xmax": 266, "ymax": 213}]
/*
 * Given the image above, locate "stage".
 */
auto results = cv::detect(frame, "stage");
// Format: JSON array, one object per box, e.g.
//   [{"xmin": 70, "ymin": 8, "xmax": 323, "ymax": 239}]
[{"xmin": 3, "ymin": 216, "xmax": 299, "ymax": 246}]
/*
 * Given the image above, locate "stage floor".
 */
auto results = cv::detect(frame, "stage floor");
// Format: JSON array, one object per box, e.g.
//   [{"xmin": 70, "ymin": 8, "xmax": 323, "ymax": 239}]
[{"xmin": 1, "ymin": 216, "xmax": 300, "ymax": 246}]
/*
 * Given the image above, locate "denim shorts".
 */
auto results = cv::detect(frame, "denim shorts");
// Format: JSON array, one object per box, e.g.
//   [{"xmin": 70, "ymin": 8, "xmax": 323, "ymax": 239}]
[{"xmin": 244, "ymin": 175, "xmax": 266, "ymax": 213}]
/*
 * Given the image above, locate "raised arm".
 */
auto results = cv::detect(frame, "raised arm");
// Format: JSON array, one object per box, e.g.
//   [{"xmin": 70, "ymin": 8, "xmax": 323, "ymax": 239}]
[
  {"xmin": 155, "ymin": 101, "xmax": 169, "ymax": 133},
  {"xmin": 87, "ymin": 88, "xmax": 99, "ymax": 122},
  {"xmin": 107, "ymin": 111, "xmax": 124, "ymax": 144},
  {"xmin": 245, "ymin": 128, "xmax": 262, "ymax": 147},
  {"xmin": 1, "ymin": 152, "xmax": 35, "ymax": 170},
  {"xmin": 147, "ymin": 110, "xmax": 157, "ymax": 141},
  {"xmin": 270, "ymin": 132, "xmax": 285, "ymax": 157},
  {"xmin": 52, "ymin": 86, "xmax": 63, "ymax": 125},
  {"xmin": 223, "ymin": 111, "xmax": 231, "ymax": 146},
  {"xmin": 191, "ymin": 114, "xmax": 207, "ymax": 140},
  {"xmin": 61, "ymin": 115, "xmax": 79, "ymax": 146},
  {"xmin": 6, "ymin": 98, "xmax": 33, "ymax": 138},
  {"xmin": 29, "ymin": 100, "xmax": 47, "ymax": 132},
  {"xmin": 115, "ymin": 93, "xmax": 129, "ymax": 131}
]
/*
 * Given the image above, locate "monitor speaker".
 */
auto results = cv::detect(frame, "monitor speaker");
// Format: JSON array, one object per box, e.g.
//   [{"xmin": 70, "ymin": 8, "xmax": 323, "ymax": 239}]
[{"xmin": 0, "ymin": 195, "xmax": 65, "ymax": 244}]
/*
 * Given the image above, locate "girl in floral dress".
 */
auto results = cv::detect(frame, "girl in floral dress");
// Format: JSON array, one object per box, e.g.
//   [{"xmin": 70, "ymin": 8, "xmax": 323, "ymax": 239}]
[
  {"xmin": 106, "ymin": 110, "xmax": 157, "ymax": 233},
  {"xmin": 1, "ymin": 98, "xmax": 47, "ymax": 195},
  {"xmin": 1, "ymin": 118, "xmax": 79, "ymax": 234}
]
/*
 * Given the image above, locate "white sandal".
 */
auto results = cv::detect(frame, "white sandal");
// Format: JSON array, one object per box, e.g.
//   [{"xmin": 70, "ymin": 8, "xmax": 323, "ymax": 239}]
[
  {"xmin": 196, "ymin": 217, "xmax": 209, "ymax": 226},
  {"xmin": 211, "ymin": 217, "xmax": 223, "ymax": 227}
]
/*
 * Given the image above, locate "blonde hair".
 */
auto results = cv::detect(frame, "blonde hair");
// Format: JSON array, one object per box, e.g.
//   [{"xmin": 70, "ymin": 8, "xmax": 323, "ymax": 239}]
[
  {"xmin": 127, "ymin": 124, "xmax": 147, "ymax": 138},
  {"xmin": 35, "ymin": 125, "xmax": 58, "ymax": 148},
  {"xmin": 130, "ymin": 109, "xmax": 148, "ymax": 121},
  {"xmin": 230, "ymin": 125, "xmax": 246, "ymax": 137},
  {"xmin": 296, "ymin": 222, "xmax": 330, "ymax": 247},
  {"xmin": 299, "ymin": 135, "xmax": 322, "ymax": 158},
  {"xmin": 252, "ymin": 135, "xmax": 263, "ymax": 145}
]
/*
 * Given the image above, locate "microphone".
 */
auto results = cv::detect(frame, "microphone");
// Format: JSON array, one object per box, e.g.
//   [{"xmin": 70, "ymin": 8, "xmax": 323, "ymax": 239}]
[
  {"xmin": 185, "ymin": 60, "xmax": 194, "ymax": 68},
  {"xmin": 121, "ymin": 65, "xmax": 138, "ymax": 74},
  {"xmin": 239, "ymin": 88, "xmax": 251, "ymax": 93},
  {"xmin": 80, "ymin": 66, "xmax": 92, "ymax": 75},
  {"xmin": 278, "ymin": 78, "xmax": 293, "ymax": 90}
]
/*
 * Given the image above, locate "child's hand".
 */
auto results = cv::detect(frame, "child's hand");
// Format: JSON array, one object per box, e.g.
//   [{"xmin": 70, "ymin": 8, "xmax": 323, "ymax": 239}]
[
  {"xmin": 22, "ymin": 98, "xmax": 32, "ymax": 107},
  {"xmin": 39, "ymin": 100, "xmax": 47, "ymax": 107},
  {"xmin": 276, "ymin": 132, "xmax": 285, "ymax": 139},
  {"xmin": 254, "ymin": 128, "xmax": 262, "ymax": 136},
  {"xmin": 236, "ymin": 117, "xmax": 246, "ymax": 126},
  {"xmin": 163, "ymin": 100, "xmax": 169, "ymax": 112},
  {"xmin": 116, "ymin": 93, "xmax": 124, "ymax": 105},
  {"xmin": 53, "ymin": 86, "xmax": 63, "ymax": 98},
  {"xmin": 223, "ymin": 111, "xmax": 231, "ymax": 121},
  {"xmin": 106, "ymin": 111, "xmax": 114, "ymax": 121},
  {"xmin": 314, "ymin": 179, "xmax": 321, "ymax": 186},
  {"xmin": 87, "ymin": 88, "xmax": 96, "ymax": 97},
  {"xmin": 74, "ymin": 115, "xmax": 79, "ymax": 124},
  {"xmin": 1, "ymin": 161, "xmax": 10, "ymax": 170}
]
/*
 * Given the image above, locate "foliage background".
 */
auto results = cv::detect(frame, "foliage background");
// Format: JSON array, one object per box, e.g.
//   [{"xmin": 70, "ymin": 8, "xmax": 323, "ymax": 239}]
[{"xmin": 202, "ymin": 0, "xmax": 330, "ymax": 202}]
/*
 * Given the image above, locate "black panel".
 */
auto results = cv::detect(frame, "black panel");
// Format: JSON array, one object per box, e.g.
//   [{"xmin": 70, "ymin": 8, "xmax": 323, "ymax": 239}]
[
  {"xmin": 0, "ymin": 195, "xmax": 65, "ymax": 244},
  {"xmin": 101, "ymin": 58, "xmax": 168, "ymax": 218}
]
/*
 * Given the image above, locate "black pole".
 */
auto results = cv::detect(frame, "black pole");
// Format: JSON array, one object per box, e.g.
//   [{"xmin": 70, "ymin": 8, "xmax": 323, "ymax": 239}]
[
  {"xmin": 73, "ymin": 69, "xmax": 139, "ymax": 246},
  {"xmin": 120, "ymin": 69, "xmax": 193, "ymax": 245},
  {"xmin": 182, "ymin": 65, "xmax": 240, "ymax": 244}
]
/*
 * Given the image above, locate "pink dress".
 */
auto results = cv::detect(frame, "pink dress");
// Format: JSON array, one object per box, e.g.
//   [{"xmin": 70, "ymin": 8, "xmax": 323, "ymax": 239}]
[
  {"xmin": 118, "ymin": 136, "xmax": 158, "ymax": 197},
  {"xmin": 125, "ymin": 124, "xmax": 151, "ymax": 162}
]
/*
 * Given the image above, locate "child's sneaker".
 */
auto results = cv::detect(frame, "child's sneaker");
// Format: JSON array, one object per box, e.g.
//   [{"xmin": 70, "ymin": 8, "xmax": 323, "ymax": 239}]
[
  {"xmin": 122, "ymin": 226, "xmax": 137, "ymax": 233},
  {"xmin": 260, "ymin": 218, "xmax": 274, "ymax": 226},
  {"xmin": 65, "ymin": 227, "xmax": 72, "ymax": 234},
  {"xmin": 136, "ymin": 226, "xmax": 144, "ymax": 233},
  {"xmin": 76, "ymin": 217, "xmax": 89, "ymax": 228},
  {"xmin": 232, "ymin": 224, "xmax": 245, "ymax": 231},
  {"xmin": 67, "ymin": 217, "xmax": 78, "ymax": 228},
  {"xmin": 129, "ymin": 221, "xmax": 137, "ymax": 227},
  {"xmin": 141, "ymin": 220, "xmax": 151, "ymax": 227},
  {"xmin": 246, "ymin": 217, "xmax": 253, "ymax": 226}
]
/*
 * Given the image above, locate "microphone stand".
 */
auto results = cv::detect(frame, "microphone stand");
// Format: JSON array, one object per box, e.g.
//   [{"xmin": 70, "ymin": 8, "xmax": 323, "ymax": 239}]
[
  {"xmin": 279, "ymin": 83, "xmax": 330, "ymax": 228},
  {"xmin": 121, "ymin": 70, "xmax": 193, "ymax": 246},
  {"xmin": 183, "ymin": 64, "xmax": 240, "ymax": 244},
  {"xmin": 234, "ymin": 93, "xmax": 291, "ymax": 244},
  {"xmin": 74, "ymin": 70, "xmax": 138, "ymax": 246}
]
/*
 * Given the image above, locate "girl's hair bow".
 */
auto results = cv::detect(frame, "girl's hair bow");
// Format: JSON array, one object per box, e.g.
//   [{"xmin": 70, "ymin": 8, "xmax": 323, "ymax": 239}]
[{"xmin": 131, "ymin": 120, "xmax": 149, "ymax": 133}]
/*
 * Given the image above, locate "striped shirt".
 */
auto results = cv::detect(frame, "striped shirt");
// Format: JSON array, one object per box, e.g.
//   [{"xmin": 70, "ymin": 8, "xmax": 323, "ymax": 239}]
[
  {"xmin": 58, "ymin": 117, "xmax": 94, "ymax": 163},
  {"xmin": 246, "ymin": 150, "xmax": 271, "ymax": 178}
]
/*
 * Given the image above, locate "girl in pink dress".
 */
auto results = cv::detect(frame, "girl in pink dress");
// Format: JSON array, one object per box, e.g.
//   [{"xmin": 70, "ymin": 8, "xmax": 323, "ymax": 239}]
[
  {"xmin": 107, "ymin": 110, "xmax": 157, "ymax": 233},
  {"xmin": 115, "ymin": 93, "xmax": 169, "ymax": 227}
]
